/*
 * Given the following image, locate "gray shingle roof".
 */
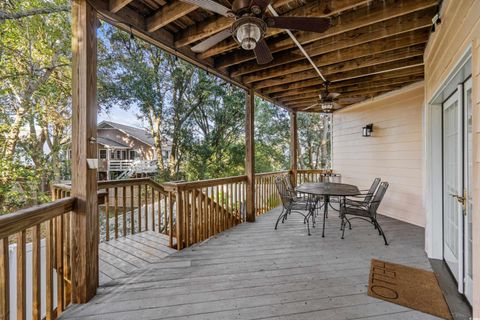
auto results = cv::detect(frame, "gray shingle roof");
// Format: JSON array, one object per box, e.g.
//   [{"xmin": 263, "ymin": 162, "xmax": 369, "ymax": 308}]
[
  {"xmin": 98, "ymin": 121, "xmax": 154, "ymax": 146},
  {"xmin": 97, "ymin": 136, "xmax": 129, "ymax": 148}
]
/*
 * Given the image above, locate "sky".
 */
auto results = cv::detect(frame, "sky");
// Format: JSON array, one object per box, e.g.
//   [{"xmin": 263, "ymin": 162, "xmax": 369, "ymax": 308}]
[{"xmin": 98, "ymin": 104, "xmax": 145, "ymax": 128}]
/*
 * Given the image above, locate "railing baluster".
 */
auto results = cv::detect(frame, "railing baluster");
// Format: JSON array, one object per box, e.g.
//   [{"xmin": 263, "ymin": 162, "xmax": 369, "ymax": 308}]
[
  {"xmin": 16, "ymin": 231, "xmax": 26, "ymax": 320},
  {"xmin": 105, "ymin": 188, "xmax": 110, "ymax": 241},
  {"xmin": 138, "ymin": 185, "xmax": 142, "ymax": 233},
  {"xmin": 168, "ymin": 191, "xmax": 174, "ymax": 247},
  {"xmin": 145, "ymin": 184, "xmax": 149, "ymax": 231},
  {"xmin": 114, "ymin": 187, "xmax": 119, "ymax": 239},
  {"xmin": 184, "ymin": 190, "xmax": 190, "ymax": 247},
  {"xmin": 46, "ymin": 220, "xmax": 54, "ymax": 320},
  {"xmin": 123, "ymin": 186, "xmax": 127, "ymax": 237},
  {"xmin": 64, "ymin": 212, "xmax": 72, "ymax": 305},
  {"xmin": 130, "ymin": 185, "xmax": 135, "ymax": 234},
  {"xmin": 32, "ymin": 225, "xmax": 41, "ymax": 320},
  {"xmin": 151, "ymin": 188, "xmax": 155, "ymax": 231},
  {"xmin": 0, "ymin": 237, "xmax": 9, "ymax": 320},
  {"xmin": 56, "ymin": 216, "xmax": 65, "ymax": 313},
  {"xmin": 158, "ymin": 191, "xmax": 162, "ymax": 234}
]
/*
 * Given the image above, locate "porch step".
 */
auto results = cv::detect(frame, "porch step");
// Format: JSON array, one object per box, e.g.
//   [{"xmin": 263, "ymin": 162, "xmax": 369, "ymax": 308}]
[{"xmin": 99, "ymin": 231, "xmax": 176, "ymax": 285}]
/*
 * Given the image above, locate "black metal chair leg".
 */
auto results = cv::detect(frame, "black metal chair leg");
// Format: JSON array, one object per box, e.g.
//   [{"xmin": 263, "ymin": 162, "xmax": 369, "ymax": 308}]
[
  {"xmin": 341, "ymin": 220, "xmax": 346, "ymax": 239},
  {"xmin": 275, "ymin": 208, "xmax": 287, "ymax": 230},
  {"xmin": 374, "ymin": 220, "xmax": 388, "ymax": 245}
]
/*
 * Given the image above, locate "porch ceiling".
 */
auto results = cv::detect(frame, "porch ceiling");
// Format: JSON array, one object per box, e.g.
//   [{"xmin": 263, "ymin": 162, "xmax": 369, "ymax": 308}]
[{"xmin": 91, "ymin": 0, "xmax": 437, "ymax": 112}]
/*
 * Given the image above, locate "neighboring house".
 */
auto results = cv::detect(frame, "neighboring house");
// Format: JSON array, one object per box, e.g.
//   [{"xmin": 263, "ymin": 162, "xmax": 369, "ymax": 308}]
[{"xmin": 68, "ymin": 121, "xmax": 170, "ymax": 180}]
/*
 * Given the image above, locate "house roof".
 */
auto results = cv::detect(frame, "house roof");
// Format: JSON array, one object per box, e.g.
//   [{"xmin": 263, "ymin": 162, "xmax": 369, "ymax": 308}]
[
  {"xmin": 97, "ymin": 136, "xmax": 130, "ymax": 149},
  {"xmin": 98, "ymin": 121, "xmax": 155, "ymax": 146}
]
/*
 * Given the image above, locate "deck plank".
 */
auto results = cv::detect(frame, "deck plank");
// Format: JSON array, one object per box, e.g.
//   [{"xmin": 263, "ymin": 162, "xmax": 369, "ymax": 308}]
[
  {"xmin": 98, "ymin": 231, "xmax": 175, "ymax": 284},
  {"xmin": 62, "ymin": 207, "xmax": 440, "ymax": 319}
]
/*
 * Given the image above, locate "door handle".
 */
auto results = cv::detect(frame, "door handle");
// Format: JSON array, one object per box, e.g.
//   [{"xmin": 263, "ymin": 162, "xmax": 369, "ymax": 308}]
[{"xmin": 450, "ymin": 193, "xmax": 466, "ymax": 212}]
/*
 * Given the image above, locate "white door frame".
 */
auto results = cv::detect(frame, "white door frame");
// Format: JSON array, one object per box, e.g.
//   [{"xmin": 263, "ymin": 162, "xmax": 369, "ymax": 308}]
[{"xmin": 442, "ymin": 86, "xmax": 464, "ymax": 293}]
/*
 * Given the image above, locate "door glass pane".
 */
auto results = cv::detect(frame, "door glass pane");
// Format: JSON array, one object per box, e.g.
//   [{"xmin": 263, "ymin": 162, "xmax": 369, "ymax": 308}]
[
  {"xmin": 466, "ymin": 86, "xmax": 473, "ymax": 278},
  {"xmin": 443, "ymin": 100, "xmax": 459, "ymax": 258}
]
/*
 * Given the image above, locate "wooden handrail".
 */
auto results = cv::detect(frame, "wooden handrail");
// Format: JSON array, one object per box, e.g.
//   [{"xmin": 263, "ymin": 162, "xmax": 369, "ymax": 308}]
[
  {"xmin": 164, "ymin": 175, "xmax": 248, "ymax": 191},
  {"xmin": 0, "ymin": 197, "xmax": 75, "ymax": 239},
  {"xmin": 254, "ymin": 170, "xmax": 290, "ymax": 178}
]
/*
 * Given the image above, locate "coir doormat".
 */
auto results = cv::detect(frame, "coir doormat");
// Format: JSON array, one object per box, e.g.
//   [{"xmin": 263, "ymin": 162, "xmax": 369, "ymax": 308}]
[{"xmin": 367, "ymin": 259, "xmax": 452, "ymax": 320}]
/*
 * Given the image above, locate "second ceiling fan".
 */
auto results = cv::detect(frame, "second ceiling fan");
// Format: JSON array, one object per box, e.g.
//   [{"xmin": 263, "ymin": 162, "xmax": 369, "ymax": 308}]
[{"xmin": 186, "ymin": 0, "xmax": 331, "ymax": 64}]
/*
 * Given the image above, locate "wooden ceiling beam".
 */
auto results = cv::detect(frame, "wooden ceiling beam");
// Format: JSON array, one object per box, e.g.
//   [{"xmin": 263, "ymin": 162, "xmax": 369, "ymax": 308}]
[
  {"xmin": 261, "ymin": 65, "xmax": 425, "ymax": 95},
  {"xmin": 216, "ymin": 0, "xmax": 437, "ymax": 69},
  {"xmin": 231, "ymin": 9, "xmax": 434, "ymax": 78},
  {"xmin": 147, "ymin": 2, "xmax": 198, "ymax": 33},
  {"xmin": 242, "ymin": 31, "xmax": 428, "ymax": 84},
  {"xmin": 109, "ymin": 0, "xmax": 134, "ymax": 13},
  {"xmin": 287, "ymin": 89, "xmax": 396, "ymax": 109},
  {"xmin": 272, "ymin": 74, "xmax": 424, "ymax": 100},
  {"xmin": 253, "ymin": 54, "xmax": 424, "ymax": 90},
  {"xmin": 279, "ymin": 78, "xmax": 420, "ymax": 104},
  {"xmin": 197, "ymin": 0, "xmax": 372, "ymax": 59}
]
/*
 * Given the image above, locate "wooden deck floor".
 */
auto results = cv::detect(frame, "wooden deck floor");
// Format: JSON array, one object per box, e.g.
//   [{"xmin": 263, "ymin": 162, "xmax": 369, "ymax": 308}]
[
  {"xmin": 62, "ymin": 207, "xmax": 440, "ymax": 319},
  {"xmin": 99, "ymin": 231, "xmax": 176, "ymax": 284}
]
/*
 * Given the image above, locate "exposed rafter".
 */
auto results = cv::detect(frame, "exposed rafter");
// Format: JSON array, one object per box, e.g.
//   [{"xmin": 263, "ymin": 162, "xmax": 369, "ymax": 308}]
[{"xmin": 91, "ymin": 0, "xmax": 436, "ymax": 112}]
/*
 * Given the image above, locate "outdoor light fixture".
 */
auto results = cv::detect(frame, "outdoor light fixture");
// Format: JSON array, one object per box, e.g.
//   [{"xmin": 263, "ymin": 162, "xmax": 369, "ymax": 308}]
[
  {"xmin": 232, "ymin": 18, "xmax": 266, "ymax": 50},
  {"xmin": 362, "ymin": 124, "xmax": 373, "ymax": 137}
]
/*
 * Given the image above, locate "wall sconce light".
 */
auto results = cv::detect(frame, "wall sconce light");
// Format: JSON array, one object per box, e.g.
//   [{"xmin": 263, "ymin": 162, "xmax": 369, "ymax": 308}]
[{"xmin": 362, "ymin": 124, "xmax": 373, "ymax": 137}]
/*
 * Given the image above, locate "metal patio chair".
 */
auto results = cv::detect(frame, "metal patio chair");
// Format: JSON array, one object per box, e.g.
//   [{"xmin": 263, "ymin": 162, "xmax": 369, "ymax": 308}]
[
  {"xmin": 345, "ymin": 177, "xmax": 381, "ymax": 208},
  {"xmin": 340, "ymin": 181, "xmax": 389, "ymax": 245},
  {"xmin": 274, "ymin": 176, "xmax": 310, "ymax": 230}
]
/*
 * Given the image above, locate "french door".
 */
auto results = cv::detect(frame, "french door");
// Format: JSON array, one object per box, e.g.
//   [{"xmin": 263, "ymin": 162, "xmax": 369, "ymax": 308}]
[{"xmin": 442, "ymin": 78, "xmax": 473, "ymax": 304}]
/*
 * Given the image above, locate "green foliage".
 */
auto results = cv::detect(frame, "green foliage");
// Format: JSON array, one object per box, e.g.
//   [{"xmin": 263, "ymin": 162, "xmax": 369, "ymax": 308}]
[
  {"xmin": 297, "ymin": 112, "xmax": 332, "ymax": 169},
  {"xmin": 0, "ymin": 0, "xmax": 71, "ymax": 213},
  {"xmin": 254, "ymin": 97, "xmax": 290, "ymax": 173}
]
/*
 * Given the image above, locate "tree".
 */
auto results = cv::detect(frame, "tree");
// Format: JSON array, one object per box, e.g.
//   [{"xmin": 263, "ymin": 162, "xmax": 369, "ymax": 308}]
[
  {"xmin": 298, "ymin": 113, "xmax": 331, "ymax": 169},
  {"xmin": 0, "ymin": 0, "xmax": 71, "ymax": 212},
  {"xmin": 254, "ymin": 98, "xmax": 290, "ymax": 172}
]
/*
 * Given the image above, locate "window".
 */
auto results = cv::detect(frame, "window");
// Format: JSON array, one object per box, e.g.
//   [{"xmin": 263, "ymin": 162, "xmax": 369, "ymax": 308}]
[
  {"xmin": 130, "ymin": 150, "xmax": 137, "ymax": 160},
  {"xmin": 122, "ymin": 150, "xmax": 127, "ymax": 160},
  {"xmin": 110, "ymin": 151, "xmax": 115, "ymax": 159},
  {"xmin": 99, "ymin": 149, "xmax": 107, "ymax": 159},
  {"xmin": 116, "ymin": 150, "xmax": 121, "ymax": 159}
]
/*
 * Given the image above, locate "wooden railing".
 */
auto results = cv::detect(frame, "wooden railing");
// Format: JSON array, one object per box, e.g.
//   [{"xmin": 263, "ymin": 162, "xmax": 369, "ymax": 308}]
[
  {"xmin": 52, "ymin": 178, "xmax": 175, "ymax": 247},
  {"xmin": 164, "ymin": 176, "xmax": 247, "ymax": 250},
  {"xmin": 0, "ymin": 197, "xmax": 75, "ymax": 320},
  {"xmin": 296, "ymin": 169, "xmax": 333, "ymax": 184},
  {"xmin": 254, "ymin": 171, "xmax": 289, "ymax": 215},
  {"xmin": 0, "ymin": 169, "xmax": 333, "ymax": 319}
]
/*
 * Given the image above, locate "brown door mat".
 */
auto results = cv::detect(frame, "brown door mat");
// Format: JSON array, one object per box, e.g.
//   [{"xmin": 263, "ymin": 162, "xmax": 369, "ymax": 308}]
[{"xmin": 368, "ymin": 259, "xmax": 453, "ymax": 320}]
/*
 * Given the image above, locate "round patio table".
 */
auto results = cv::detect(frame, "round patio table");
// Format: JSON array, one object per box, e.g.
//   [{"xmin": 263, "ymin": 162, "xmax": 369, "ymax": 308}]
[{"xmin": 296, "ymin": 182, "xmax": 360, "ymax": 237}]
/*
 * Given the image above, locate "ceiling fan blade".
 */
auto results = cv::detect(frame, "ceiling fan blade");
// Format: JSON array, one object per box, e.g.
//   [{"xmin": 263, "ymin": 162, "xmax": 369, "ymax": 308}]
[
  {"xmin": 333, "ymin": 102, "xmax": 343, "ymax": 109},
  {"xmin": 305, "ymin": 103, "xmax": 319, "ymax": 110},
  {"xmin": 191, "ymin": 29, "xmax": 232, "ymax": 53},
  {"xmin": 180, "ymin": 0, "xmax": 231, "ymax": 17},
  {"xmin": 338, "ymin": 97, "xmax": 365, "ymax": 104},
  {"xmin": 254, "ymin": 39, "xmax": 273, "ymax": 64},
  {"xmin": 329, "ymin": 92, "xmax": 341, "ymax": 99},
  {"xmin": 266, "ymin": 16, "xmax": 330, "ymax": 33},
  {"xmin": 250, "ymin": 0, "xmax": 270, "ymax": 12}
]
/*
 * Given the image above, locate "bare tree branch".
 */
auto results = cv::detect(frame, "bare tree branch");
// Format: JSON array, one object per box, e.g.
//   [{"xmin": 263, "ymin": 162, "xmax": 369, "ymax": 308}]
[{"xmin": 0, "ymin": 5, "xmax": 70, "ymax": 21}]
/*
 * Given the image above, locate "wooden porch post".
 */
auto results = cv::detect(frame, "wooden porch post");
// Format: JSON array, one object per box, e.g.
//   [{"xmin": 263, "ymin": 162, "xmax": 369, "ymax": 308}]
[
  {"xmin": 245, "ymin": 88, "xmax": 255, "ymax": 222},
  {"xmin": 290, "ymin": 111, "xmax": 298, "ymax": 186},
  {"xmin": 71, "ymin": 0, "xmax": 99, "ymax": 303}
]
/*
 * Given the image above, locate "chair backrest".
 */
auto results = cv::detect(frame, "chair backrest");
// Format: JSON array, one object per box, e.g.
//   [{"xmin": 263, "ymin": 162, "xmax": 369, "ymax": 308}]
[
  {"xmin": 275, "ymin": 176, "xmax": 292, "ymax": 208},
  {"xmin": 369, "ymin": 182, "xmax": 389, "ymax": 216},
  {"xmin": 364, "ymin": 177, "xmax": 381, "ymax": 203},
  {"xmin": 283, "ymin": 174, "xmax": 296, "ymax": 197}
]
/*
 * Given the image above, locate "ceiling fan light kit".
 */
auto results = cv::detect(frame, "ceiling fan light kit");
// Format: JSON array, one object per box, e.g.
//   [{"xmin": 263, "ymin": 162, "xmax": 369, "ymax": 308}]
[
  {"xmin": 232, "ymin": 17, "xmax": 266, "ymax": 50},
  {"xmin": 186, "ymin": 0, "xmax": 330, "ymax": 65}
]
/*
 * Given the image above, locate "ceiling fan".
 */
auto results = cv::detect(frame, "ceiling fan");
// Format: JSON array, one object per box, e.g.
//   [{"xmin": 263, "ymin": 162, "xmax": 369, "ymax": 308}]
[
  {"xmin": 306, "ymin": 81, "xmax": 342, "ymax": 113},
  {"xmin": 185, "ymin": 0, "xmax": 331, "ymax": 64}
]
